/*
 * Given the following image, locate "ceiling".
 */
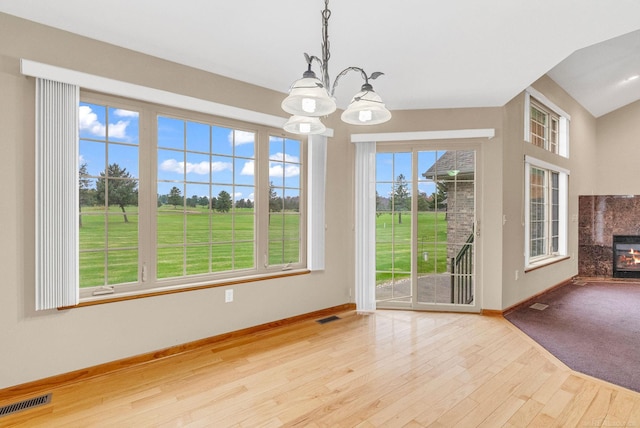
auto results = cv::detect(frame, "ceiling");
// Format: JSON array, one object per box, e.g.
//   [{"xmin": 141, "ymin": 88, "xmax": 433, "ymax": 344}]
[{"xmin": 2, "ymin": 0, "xmax": 640, "ymax": 117}]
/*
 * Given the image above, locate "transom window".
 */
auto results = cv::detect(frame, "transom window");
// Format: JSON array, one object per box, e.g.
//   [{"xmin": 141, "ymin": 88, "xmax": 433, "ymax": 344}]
[
  {"xmin": 78, "ymin": 95, "xmax": 305, "ymax": 297},
  {"xmin": 524, "ymin": 88, "xmax": 570, "ymax": 158},
  {"xmin": 530, "ymin": 100, "xmax": 559, "ymax": 154}
]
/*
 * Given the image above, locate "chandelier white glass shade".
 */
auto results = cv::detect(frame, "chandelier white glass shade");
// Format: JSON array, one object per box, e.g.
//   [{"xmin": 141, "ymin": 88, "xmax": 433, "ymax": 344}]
[
  {"xmin": 341, "ymin": 83, "xmax": 392, "ymax": 125},
  {"xmin": 281, "ymin": 68, "xmax": 336, "ymax": 118},
  {"xmin": 281, "ymin": 0, "xmax": 391, "ymax": 135},
  {"xmin": 283, "ymin": 115, "xmax": 326, "ymax": 135}
]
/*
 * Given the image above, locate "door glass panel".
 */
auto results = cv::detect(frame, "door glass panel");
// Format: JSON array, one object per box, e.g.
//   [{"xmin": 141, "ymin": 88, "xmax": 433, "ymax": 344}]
[
  {"xmin": 375, "ymin": 152, "xmax": 412, "ymax": 303},
  {"xmin": 418, "ymin": 150, "xmax": 475, "ymax": 305},
  {"xmin": 376, "ymin": 149, "xmax": 476, "ymax": 309}
]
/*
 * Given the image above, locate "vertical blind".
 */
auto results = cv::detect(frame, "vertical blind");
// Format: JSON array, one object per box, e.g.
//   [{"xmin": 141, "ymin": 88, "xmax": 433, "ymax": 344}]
[
  {"xmin": 354, "ymin": 141, "xmax": 376, "ymax": 312},
  {"xmin": 35, "ymin": 78, "xmax": 79, "ymax": 310},
  {"xmin": 307, "ymin": 134, "xmax": 326, "ymax": 271}
]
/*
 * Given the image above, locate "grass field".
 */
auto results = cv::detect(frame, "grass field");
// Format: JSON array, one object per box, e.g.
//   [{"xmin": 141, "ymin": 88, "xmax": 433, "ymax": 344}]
[
  {"xmin": 79, "ymin": 205, "xmax": 299, "ymax": 288},
  {"xmin": 375, "ymin": 211, "xmax": 448, "ymax": 284},
  {"xmin": 80, "ymin": 206, "xmax": 452, "ymax": 289}
]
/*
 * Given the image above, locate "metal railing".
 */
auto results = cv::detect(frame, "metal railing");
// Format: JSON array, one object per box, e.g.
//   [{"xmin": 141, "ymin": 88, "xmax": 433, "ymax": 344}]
[{"xmin": 450, "ymin": 231, "xmax": 474, "ymax": 304}]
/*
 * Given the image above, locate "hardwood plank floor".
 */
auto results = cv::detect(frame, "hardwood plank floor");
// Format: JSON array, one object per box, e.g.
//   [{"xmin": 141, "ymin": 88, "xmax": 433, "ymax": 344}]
[{"xmin": 2, "ymin": 309, "xmax": 639, "ymax": 427}]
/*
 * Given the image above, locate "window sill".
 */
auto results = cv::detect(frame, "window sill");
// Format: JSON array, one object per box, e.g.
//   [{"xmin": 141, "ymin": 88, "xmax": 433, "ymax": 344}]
[
  {"xmin": 525, "ymin": 255, "xmax": 570, "ymax": 273},
  {"xmin": 59, "ymin": 269, "xmax": 311, "ymax": 310}
]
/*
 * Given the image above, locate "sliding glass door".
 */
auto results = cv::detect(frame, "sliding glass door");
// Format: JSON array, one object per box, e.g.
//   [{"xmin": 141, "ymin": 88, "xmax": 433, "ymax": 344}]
[{"xmin": 375, "ymin": 147, "xmax": 478, "ymax": 311}]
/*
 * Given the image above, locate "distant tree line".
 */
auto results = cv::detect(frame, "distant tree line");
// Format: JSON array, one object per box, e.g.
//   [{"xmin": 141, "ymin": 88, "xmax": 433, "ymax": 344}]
[
  {"xmin": 269, "ymin": 181, "xmax": 299, "ymax": 212},
  {"xmin": 375, "ymin": 174, "xmax": 448, "ymax": 223},
  {"xmin": 80, "ymin": 164, "xmax": 298, "ymax": 227},
  {"xmin": 157, "ymin": 187, "xmax": 251, "ymax": 213}
]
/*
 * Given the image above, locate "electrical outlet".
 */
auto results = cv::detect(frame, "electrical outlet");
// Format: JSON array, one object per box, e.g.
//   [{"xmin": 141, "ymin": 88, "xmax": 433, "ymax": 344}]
[
  {"xmin": 225, "ymin": 289, "xmax": 234, "ymax": 303},
  {"xmin": 515, "ymin": 270, "xmax": 519, "ymax": 281}
]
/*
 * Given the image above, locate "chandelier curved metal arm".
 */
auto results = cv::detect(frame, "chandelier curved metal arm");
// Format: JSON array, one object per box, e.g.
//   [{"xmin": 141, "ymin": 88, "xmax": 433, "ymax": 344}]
[
  {"xmin": 282, "ymin": 0, "xmax": 391, "ymax": 134},
  {"xmin": 331, "ymin": 68, "xmax": 385, "ymax": 99}
]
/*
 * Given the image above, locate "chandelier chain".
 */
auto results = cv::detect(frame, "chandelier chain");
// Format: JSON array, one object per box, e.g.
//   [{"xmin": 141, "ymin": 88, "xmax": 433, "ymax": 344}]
[{"xmin": 321, "ymin": 0, "xmax": 331, "ymax": 92}]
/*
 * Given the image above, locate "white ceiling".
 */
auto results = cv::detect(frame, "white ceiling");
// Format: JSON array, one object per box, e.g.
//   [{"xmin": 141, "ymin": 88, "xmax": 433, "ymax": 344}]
[{"xmin": 2, "ymin": 0, "xmax": 640, "ymax": 117}]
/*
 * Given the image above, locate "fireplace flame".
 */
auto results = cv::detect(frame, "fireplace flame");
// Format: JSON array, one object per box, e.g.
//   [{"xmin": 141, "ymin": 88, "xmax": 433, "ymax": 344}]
[{"xmin": 628, "ymin": 248, "xmax": 640, "ymax": 265}]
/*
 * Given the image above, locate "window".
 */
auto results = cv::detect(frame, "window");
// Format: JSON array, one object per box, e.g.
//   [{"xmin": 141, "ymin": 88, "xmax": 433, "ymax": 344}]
[
  {"xmin": 78, "ymin": 96, "xmax": 305, "ymax": 297},
  {"xmin": 79, "ymin": 103, "xmax": 140, "ymax": 287},
  {"xmin": 268, "ymin": 137, "xmax": 302, "ymax": 266},
  {"xmin": 524, "ymin": 88, "xmax": 570, "ymax": 157},
  {"xmin": 525, "ymin": 156, "xmax": 568, "ymax": 268},
  {"xmin": 530, "ymin": 100, "xmax": 559, "ymax": 154},
  {"xmin": 156, "ymin": 117, "xmax": 256, "ymax": 278}
]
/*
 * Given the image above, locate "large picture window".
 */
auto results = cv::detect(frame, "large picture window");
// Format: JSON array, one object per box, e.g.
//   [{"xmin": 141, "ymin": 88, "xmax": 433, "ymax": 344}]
[
  {"xmin": 78, "ymin": 95, "xmax": 306, "ymax": 298},
  {"xmin": 156, "ymin": 117, "xmax": 256, "ymax": 279}
]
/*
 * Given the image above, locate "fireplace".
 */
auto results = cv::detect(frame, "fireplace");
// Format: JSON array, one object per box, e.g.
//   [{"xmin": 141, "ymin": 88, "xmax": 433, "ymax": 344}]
[{"xmin": 613, "ymin": 235, "xmax": 640, "ymax": 278}]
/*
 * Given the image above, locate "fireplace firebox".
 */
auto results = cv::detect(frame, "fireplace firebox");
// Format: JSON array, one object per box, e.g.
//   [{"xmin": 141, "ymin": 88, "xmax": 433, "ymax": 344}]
[{"xmin": 613, "ymin": 235, "xmax": 640, "ymax": 278}]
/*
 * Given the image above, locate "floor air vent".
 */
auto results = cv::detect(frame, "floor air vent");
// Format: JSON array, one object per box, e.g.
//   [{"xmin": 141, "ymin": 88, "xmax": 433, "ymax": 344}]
[
  {"xmin": 316, "ymin": 315, "xmax": 340, "ymax": 324},
  {"xmin": 0, "ymin": 393, "xmax": 52, "ymax": 418},
  {"xmin": 529, "ymin": 303, "xmax": 549, "ymax": 311}
]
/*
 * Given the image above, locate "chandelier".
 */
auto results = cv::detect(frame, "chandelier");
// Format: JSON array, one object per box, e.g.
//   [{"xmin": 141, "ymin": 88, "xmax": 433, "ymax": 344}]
[{"xmin": 282, "ymin": 0, "xmax": 392, "ymax": 135}]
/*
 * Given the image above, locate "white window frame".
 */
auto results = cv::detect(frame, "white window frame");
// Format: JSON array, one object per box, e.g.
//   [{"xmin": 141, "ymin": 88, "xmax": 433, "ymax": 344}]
[
  {"xmin": 524, "ymin": 156, "xmax": 569, "ymax": 269},
  {"xmin": 524, "ymin": 87, "xmax": 570, "ymax": 158}
]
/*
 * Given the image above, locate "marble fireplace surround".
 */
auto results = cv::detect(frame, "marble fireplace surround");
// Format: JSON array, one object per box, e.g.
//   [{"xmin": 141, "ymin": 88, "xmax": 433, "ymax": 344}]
[{"xmin": 579, "ymin": 195, "xmax": 640, "ymax": 277}]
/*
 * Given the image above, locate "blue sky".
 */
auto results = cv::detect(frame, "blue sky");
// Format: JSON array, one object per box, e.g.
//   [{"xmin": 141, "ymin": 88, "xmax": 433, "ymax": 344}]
[
  {"xmin": 79, "ymin": 103, "xmax": 301, "ymax": 202},
  {"xmin": 376, "ymin": 151, "xmax": 446, "ymax": 199}
]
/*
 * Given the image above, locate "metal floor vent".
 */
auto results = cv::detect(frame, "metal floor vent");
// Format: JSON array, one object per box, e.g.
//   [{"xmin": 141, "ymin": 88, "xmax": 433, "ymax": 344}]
[
  {"xmin": 529, "ymin": 303, "xmax": 549, "ymax": 311},
  {"xmin": 316, "ymin": 315, "xmax": 340, "ymax": 324},
  {"xmin": 0, "ymin": 393, "xmax": 51, "ymax": 418}
]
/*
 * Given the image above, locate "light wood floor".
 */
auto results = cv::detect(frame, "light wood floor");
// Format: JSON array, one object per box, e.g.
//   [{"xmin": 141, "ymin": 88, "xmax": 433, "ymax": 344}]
[{"xmin": 2, "ymin": 309, "xmax": 640, "ymax": 427}]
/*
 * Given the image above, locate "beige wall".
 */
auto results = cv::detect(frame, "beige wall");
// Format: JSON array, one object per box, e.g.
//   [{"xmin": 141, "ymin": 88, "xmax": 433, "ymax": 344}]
[
  {"xmin": 0, "ymin": 13, "xmax": 357, "ymax": 389},
  {"xmin": 499, "ymin": 75, "xmax": 598, "ymax": 308},
  {"xmin": 2, "ymin": 10, "xmax": 630, "ymax": 390},
  {"xmin": 595, "ymin": 99, "xmax": 640, "ymax": 195}
]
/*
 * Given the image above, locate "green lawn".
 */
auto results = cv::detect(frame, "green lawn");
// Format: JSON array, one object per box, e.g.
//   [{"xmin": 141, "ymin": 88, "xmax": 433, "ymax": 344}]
[
  {"xmin": 79, "ymin": 205, "xmax": 299, "ymax": 288},
  {"xmin": 80, "ymin": 206, "xmax": 449, "ymax": 288},
  {"xmin": 375, "ymin": 211, "xmax": 448, "ymax": 284}
]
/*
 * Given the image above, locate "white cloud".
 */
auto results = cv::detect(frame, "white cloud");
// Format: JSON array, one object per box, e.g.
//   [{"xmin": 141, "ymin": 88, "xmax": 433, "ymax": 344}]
[
  {"xmin": 79, "ymin": 105, "xmax": 130, "ymax": 139},
  {"xmin": 113, "ymin": 109, "xmax": 139, "ymax": 118},
  {"xmin": 79, "ymin": 105, "xmax": 104, "ymax": 136},
  {"xmin": 240, "ymin": 160, "xmax": 255, "ymax": 176},
  {"xmin": 108, "ymin": 121, "xmax": 130, "ymax": 139},
  {"xmin": 229, "ymin": 130, "xmax": 255, "ymax": 146},
  {"xmin": 189, "ymin": 161, "xmax": 212, "ymax": 175},
  {"xmin": 270, "ymin": 152, "xmax": 299, "ymax": 163},
  {"xmin": 269, "ymin": 163, "xmax": 300, "ymax": 178},
  {"xmin": 246, "ymin": 193, "xmax": 254, "ymax": 202},
  {"xmin": 234, "ymin": 192, "xmax": 243, "ymax": 200},
  {"xmin": 268, "ymin": 153, "xmax": 300, "ymax": 178},
  {"xmin": 212, "ymin": 161, "xmax": 233, "ymax": 173},
  {"xmin": 159, "ymin": 158, "xmax": 232, "ymax": 175},
  {"xmin": 159, "ymin": 159, "xmax": 182, "ymax": 173}
]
